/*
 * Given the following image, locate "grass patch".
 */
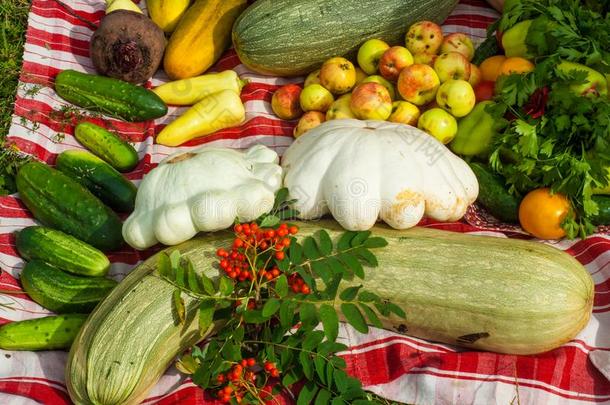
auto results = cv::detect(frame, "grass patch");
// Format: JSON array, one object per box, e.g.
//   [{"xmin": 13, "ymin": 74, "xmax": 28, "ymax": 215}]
[{"xmin": 0, "ymin": 0, "xmax": 31, "ymax": 195}]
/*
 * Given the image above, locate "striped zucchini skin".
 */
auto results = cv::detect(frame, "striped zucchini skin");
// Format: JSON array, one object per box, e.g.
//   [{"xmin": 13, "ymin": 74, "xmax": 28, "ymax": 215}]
[
  {"xmin": 16, "ymin": 226, "xmax": 110, "ymax": 277},
  {"xmin": 232, "ymin": 0, "xmax": 459, "ymax": 76},
  {"xmin": 74, "ymin": 122, "xmax": 139, "ymax": 173},
  {"xmin": 55, "ymin": 70, "xmax": 167, "ymax": 122},
  {"xmin": 21, "ymin": 260, "xmax": 118, "ymax": 314},
  {"xmin": 56, "ymin": 150, "xmax": 137, "ymax": 213},
  {"xmin": 0, "ymin": 314, "xmax": 88, "ymax": 351},
  {"xmin": 16, "ymin": 162, "xmax": 124, "ymax": 251},
  {"xmin": 67, "ymin": 221, "xmax": 593, "ymax": 405}
]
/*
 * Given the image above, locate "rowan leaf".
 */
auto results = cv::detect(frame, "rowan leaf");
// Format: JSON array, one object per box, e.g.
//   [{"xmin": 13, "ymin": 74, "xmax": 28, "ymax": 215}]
[
  {"xmin": 198, "ymin": 300, "xmax": 215, "ymax": 332},
  {"xmin": 350, "ymin": 231, "xmax": 371, "ymax": 247},
  {"xmin": 337, "ymin": 231, "xmax": 357, "ymax": 251},
  {"xmin": 172, "ymin": 289, "xmax": 185, "ymax": 325},
  {"xmin": 275, "ymin": 274, "xmax": 289, "ymax": 298},
  {"xmin": 263, "ymin": 298, "xmax": 281, "ymax": 317},
  {"xmin": 317, "ymin": 230, "xmax": 333, "ymax": 255},
  {"xmin": 341, "ymin": 303, "xmax": 368, "ymax": 334},
  {"xmin": 339, "ymin": 285, "xmax": 362, "ymax": 302},
  {"xmin": 298, "ymin": 381, "xmax": 319, "ymax": 405},
  {"xmin": 303, "ymin": 237, "xmax": 321, "ymax": 260},
  {"xmin": 319, "ymin": 304, "xmax": 339, "ymax": 342}
]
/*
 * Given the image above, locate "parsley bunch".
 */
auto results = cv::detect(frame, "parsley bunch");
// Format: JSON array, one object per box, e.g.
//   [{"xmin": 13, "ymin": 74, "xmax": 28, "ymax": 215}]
[{"xmin": 489, "ymin": 58, "xmax": 610, "ymax": 237}]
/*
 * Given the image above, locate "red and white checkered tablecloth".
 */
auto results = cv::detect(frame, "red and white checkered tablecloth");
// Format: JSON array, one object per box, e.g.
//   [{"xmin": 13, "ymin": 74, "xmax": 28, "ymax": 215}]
[{"xmin": 1, "ymin": 0, "xmax": 609, "ymax": 404}]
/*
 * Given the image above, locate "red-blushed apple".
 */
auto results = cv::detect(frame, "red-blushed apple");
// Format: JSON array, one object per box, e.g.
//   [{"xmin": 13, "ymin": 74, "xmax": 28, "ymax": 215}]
[
  {"xmin": 271, "ymin": 84, "xmax": 303, "ymax": 120},
  {"xmin": 355, "ymin": 67, "xmax": 367, "ymax": 85},
  {"xmin": 434, "ymin": 52, "xmax": 472, "ymax": 82},
  {"xmin": 474, "ymin": 80, "xmax": 495, "ymax": 102},
  {"xmin": 294, "ymin": 111, "xmax": 326, "ymax": 138},
  {"xmin": 362, "ymin": 75, "xmax": 397, "ymax": 100},
  {"xmin": 388, "ymin": 101, "xmax": 420, "ymax": 126},
  {"xmin": 417, "ymin": 108, "xmax": 458, "ymax": 144},
  {"xmin": 440, "ymin": 33, "xmax": 475, "ymax": 61},
  {"xmin": 379, "ymin": 46, "xmax": 414, "ymax": 82},
  {"xmin": 300, "ymin": 84, "xmax": 334, "ymax": 112},
  {"xmin": 397, "ymin": 64, "xmax": 440, "ymax": 106},
  {"xmin": 326, "ymin": 94, "xmax": 356, "ymax": 120},
  {"xmin": 405, "ymin": 21, "xmax": 444, "ymax": 55},
  {"xmin": 305, "ymin": 69, "xmax": 321, "ymax": 87},
  {"xmin": 436, "ymin": 79, "xmax": 476, "ymax": 117},
  {"xmin": 319, "ymin": 57, "xmax": 357, "ymax": 95},
  {"xmin": 350, "ymin": 82, "xmax": 393, "ymax": 120},
  {"xmin": 357, "ymin": 39, "xmax": 390, "ymax": 75},
  {"xmin": 413, "ymin": 53, "xmax": 438, "ymax": 67},
  {"xmin": 469, "ymin": 64, "xmax": 482, "ymax": 87}
]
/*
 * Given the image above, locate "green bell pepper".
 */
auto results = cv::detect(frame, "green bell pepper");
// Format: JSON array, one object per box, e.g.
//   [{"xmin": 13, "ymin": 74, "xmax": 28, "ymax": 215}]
[
  {"xmin": 449, "ymin": 101, "xmax": 498, "ymax": 159},
  {"xmin": 501, "ymin": 19, "xmax": 533, "ymax": 58}
]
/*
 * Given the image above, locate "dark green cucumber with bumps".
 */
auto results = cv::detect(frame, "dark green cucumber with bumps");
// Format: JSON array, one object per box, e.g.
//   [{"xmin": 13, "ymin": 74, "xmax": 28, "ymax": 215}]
[
  {"xmin": 470, "ymin": 162, "xmax": 521, "ymax": 223},
  {"xmin": 591, "ymin": 195, "xmax": 610, "ymax": 226},
  {"xmin": 16, "ymin": 161, "xmax": 124, "ymax": 251},
  {"xmin": 16, "ymin": 226, "xmax": 110, "ymax": 277},
  {"xmin": 54, "ymin": 70, "xmax": 167, "ymax": 122},
  {"xmin": 75, "ymin": 122, "xmax": 139, "ymax": 172},
  {"xmin": 21, "ymin": 260, "xmax": 118, "ymax": 314},
  {"xmin": 56, "ymin": 150, "xmax": 137, "ymax": 212},
  {"xmin": 0, "ymin": 314, "xmax": 88, "ymax": 351}
]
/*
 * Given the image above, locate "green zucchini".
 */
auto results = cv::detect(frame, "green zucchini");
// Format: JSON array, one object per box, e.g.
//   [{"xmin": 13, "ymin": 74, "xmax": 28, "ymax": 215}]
[
  {"xmin": 16, "ymin": 226, "xmax": 110, "ymax": 277},
  {"xmin": 21, "ymin": 260, "xmax": 117, "ymax": 314},
  {"xmin": 67, "ymin": 220, "xmax": 593, "ymax": 405},
  {"xmin": 470, "ymin": 162, "xmax": 521, "ymax": 223},
  {"xmin": 232, "ymin": 0, "xmax": 459, "ymax": 76},
  {"xmin": 55, "ymin": 70, "xmax": 167, "ymax": 122},
  {"xmin": 74, "ymin": 122, "xmax": 139, "ymax": 172},
  {"xmin": 591, "ymin": 195, "xmax": 610, "ymax": 226},
  {"xmin": 16, "ymin": 161, "xmax": 124, "ymax": 251},
  {"xmin": 56, "ymin": 150, "xmax": 137, "ymax": 212},
  {"xmin": 0, "ymin": 314, "xmax": 88, "ymax": 351}
]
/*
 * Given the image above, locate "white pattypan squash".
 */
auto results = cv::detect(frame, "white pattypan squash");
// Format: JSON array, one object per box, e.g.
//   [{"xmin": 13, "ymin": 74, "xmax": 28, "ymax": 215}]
[
  {"xmin": 281, "ymin": 119, "xmax": 479, "ymax": 231},
  {"xmin": 123, "ymin": 145, "xmax": 282, "ymax": 249}
]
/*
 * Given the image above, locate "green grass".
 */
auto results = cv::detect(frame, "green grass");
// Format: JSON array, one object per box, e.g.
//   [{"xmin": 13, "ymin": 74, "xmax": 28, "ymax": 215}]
[{"xmin": 0, "ymin": 0, "xmax": 31, "ymax": 195}]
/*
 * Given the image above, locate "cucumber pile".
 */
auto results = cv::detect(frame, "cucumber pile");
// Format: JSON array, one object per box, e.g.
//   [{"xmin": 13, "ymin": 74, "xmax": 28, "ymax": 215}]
[{"xmin": 3, "ymin": 72, "xmax": 154, "ymax": 349}]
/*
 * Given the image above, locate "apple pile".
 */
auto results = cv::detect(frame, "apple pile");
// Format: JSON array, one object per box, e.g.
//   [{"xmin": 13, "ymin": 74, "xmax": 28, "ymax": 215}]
[{"xmin": 271, "ymin": 21, "xmax": 482, "ymax": 143}]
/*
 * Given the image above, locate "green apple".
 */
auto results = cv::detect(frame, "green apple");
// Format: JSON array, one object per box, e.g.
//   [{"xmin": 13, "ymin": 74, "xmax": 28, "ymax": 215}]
[
  {"xmin": 305, "ymin": 69, "xmax": 321, "ymax": 87},
  {"xmin": 556, "ymin": 61, "xmax": 608, "ymax": 97},
  {"xmin": 294, "ymin": 111, "xmax": 326, "ymax": 138},
  {"xmin": 355, "ymin": 67, "xmax": 367, "ymax": 85},
  {"xmin": 320, "ymin": 57, "xmax": 357, "ymax": 95},
  {"xmin": 440, "ymin": 33, "xmax": 475, "ymax": 62},
  {"xmin": 362, "ymin": 75, "xmax": 397, "ymax": 100},
  {"xmin": 397, "ymin": 64, "xmax": 440, "ymax": 106},
  {"xmin": 417, "ymin": 108, "xmax": 458, "ymax": 144},
  {"xmin": 405, "ymin": 21, "xmax": 444, "ymax": 55},
  {"xmin": 357, "ymin": 39, "xmax": 390, "ymax": 75},
  {"xmin": 436, "ymin": 79, "xmax": 476, "ymax": 117},
  {"xmin": 350, "ymin": 82, "xmax": 393, "ymax": 120},
  {"xmin": 300, "ymin": 84, "xmax": 334, "ymax": 112},
  {"xmin": 434, "ymin": 52, "xmax": 472, "ymax": 82},
  {"xmin": 326, "ymin": 94, "xmax": 356, "ymax": 120},
  {"xmin": 413, "ymin": 53, "xmax": 438, "ymax": 67},
  {"xmin": 388, "ymin": 101, "xmax": 420, "ymax": 126}
]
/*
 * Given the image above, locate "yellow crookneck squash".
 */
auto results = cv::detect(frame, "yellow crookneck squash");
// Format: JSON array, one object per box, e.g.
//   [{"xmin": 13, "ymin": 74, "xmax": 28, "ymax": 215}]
[{"xmin": 164, "ymin": 0, "xmax": 248, "ymax": 80}]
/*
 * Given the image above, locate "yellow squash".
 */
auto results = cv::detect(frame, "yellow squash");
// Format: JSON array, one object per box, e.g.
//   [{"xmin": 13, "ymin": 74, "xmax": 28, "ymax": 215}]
[
  {"xmin": 163, "ymin": 0, "xmax": 248, "ymax": 80},
  {"xmin": 156, "ymin": 89, "xmax": 245, "ymax": 146},
  {"xmin": 106, "ymin": 0, "xmax": 142, "ymax": 14},
  {"xmin": 153, "ymin": 70, "xmax": 247, "ymax": 105},
  {"xmin": 145, "ymin": 0, "xmax": 190, "ymax": 33}
]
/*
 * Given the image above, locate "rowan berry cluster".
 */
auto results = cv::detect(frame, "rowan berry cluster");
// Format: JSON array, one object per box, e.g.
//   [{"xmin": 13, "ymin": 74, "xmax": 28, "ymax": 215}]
[
  {"xmin": 214, "ymin": 358, "xmax": 280, "ymax": 404},
  {"xmin": 216, "ymin": 222, "xmax": 309, "ymax": 295}
]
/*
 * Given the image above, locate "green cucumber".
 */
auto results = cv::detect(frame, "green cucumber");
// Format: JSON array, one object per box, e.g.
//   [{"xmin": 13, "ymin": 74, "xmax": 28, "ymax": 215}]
[
  {"xmin": 20, "ymin": 260, "xmax": 118, "ymax": 314},
  {"xmin": 56, "ymin": 150, "xmax": 137, "ymax": 212},
  {"xmin": 16, "ymin": 161, "xmax": 124, "ymax": 251},
  {"xmin": 54, "ymin": 70, "xmax": 167, "ymax": 122},
  {"xmin": 591, "ymin": 195, "xmax": 610, "ymax": 226},
  {"xmin": 0, "ymin": 314, "xmax": 88, "ymax": 351},
  {"xmin": 470, "ymin": 162, "xmax": 521, "ymax": 223},
  {"xmin": 16, "ymin": 226, "xmax": 110, "ymax": 277},
  {"xmin": 74, "ymin": 122, "xmax": 139, "ymax": 172}
]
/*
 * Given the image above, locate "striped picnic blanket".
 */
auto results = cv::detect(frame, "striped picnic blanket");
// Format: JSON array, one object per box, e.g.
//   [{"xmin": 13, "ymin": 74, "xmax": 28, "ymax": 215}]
[{"xmin": 1, "ymin": 0, "xmax": 609, "ymax": 404}]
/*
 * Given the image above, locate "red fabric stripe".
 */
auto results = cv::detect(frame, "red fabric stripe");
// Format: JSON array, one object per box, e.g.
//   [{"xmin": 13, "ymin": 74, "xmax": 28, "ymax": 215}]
[
  {"xmin": 0, "ymin": 380, "xmax": 71, "ymax": 405},
  {"xmin": 343, "ymin": 343, "xmax": 610, "ymax": 399},
  {"xmin": 25, "ymin": 26, "xmax": 90, "ymax": 57},
  {"xmin": 30, "ymin": 1, "xmax": 102, "ymax": 28}
]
